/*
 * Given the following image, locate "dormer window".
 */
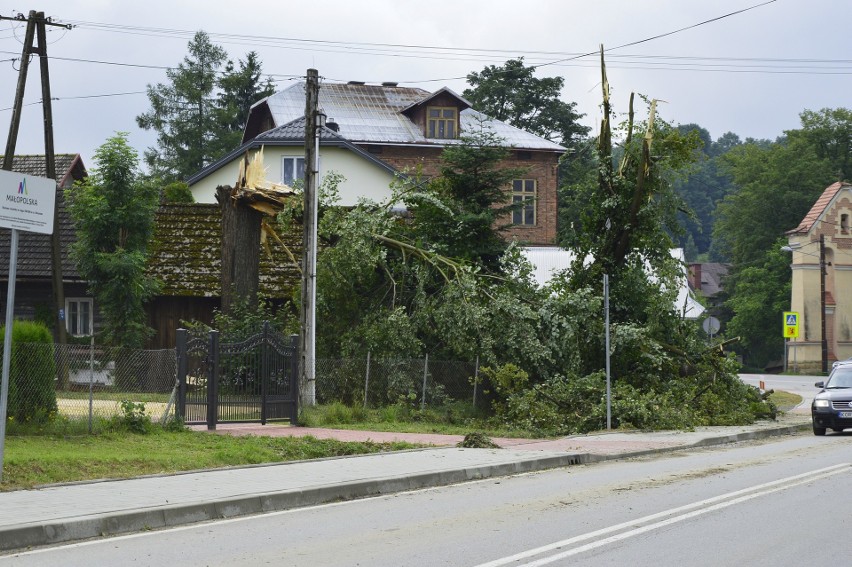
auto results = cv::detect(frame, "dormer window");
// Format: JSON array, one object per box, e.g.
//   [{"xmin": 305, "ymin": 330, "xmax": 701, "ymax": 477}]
[{"xmin": 427, "ymin": 107, "xmax": 457, "ymax": 139}]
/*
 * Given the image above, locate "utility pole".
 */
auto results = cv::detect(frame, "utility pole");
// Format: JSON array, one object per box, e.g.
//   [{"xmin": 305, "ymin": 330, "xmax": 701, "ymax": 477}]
[
  {"xmin": 1, "ymin": 11, "xmax": 71, "ymax": 346},
  {"xmin": 299, "ymin": 69, "xmax": 319, "ymax": 407}
]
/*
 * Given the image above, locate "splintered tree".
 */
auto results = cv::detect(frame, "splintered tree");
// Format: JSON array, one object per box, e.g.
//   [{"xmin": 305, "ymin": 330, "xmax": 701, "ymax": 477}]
[{"xmin": 217, "ymin": 149, "xmax": 296, "ymax": 315}]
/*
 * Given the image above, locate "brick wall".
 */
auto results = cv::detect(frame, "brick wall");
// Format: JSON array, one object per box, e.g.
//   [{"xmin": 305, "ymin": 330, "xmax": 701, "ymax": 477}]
[{"xmin": 367, "ymin": 145, "xmax": 560, "ymax": 245}]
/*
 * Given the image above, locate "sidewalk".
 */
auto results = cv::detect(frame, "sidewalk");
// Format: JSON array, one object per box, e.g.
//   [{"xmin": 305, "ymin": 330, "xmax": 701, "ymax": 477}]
[{"xmin": 0, "ymin": 415, "xmax": 809, "ymax": 553}]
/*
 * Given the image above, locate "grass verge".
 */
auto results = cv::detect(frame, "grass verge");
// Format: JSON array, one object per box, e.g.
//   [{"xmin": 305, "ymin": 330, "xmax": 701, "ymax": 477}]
[
  {"xmin": 299, "ymin": 402, "xmax": 549, "ymax": 439},
  {"xmin": 2, "ymin": 429, "xmax": 419, "ymax": 491},
  {"xmin": 768, "ymin": 390, "xmax": 803, "ymax": 412}
]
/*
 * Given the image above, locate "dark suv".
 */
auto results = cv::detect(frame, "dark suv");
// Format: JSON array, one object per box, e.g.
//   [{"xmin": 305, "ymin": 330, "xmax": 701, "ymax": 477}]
[{"xmin": 812, "ymin": 361, "xmax": 852, "ymax": 435}]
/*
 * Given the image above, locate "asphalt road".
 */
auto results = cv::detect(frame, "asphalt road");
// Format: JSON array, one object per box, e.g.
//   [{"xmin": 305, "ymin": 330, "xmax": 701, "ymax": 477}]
[
  {"xmin": 4, "ymin": 431, "xmax": 849, "ymax": 566},
  {"xmin": 740, "ymin": 373, "xmax": 821, "ymax": 413}
]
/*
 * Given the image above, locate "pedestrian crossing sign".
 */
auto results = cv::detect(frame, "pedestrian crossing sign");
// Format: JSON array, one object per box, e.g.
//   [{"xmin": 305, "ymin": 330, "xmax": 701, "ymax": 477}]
[{"xmin": 783, "ymin": 311, "xmax": 799, "ymax": 338}]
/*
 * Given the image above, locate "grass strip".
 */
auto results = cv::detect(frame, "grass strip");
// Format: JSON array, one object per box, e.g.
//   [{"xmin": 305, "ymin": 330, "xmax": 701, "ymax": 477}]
[{"xmin": 2, "ymin": 430, "xmax": 419, "ymax": 491}]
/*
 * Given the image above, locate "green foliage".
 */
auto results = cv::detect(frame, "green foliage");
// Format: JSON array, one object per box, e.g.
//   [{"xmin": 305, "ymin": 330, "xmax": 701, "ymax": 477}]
[
  {"xmin": 0, "ymin": 321, "xmax": 57, "ymax": 424},
  {"xmin": 457, "ymin": 432, "xmax": 500, "ymax": 448},
  {"xmin": 463, "ymin": 57, "xmax": 590, "ymax": 146},
  {"xmin": 406, "ymin": 122, "xmax": 525, "ymax": 271},
  {"xmin": 112, "ymin": 400, "xmax": 153, "ymax": 434},
  {"xmin": 65, "ymin": 133, "xmax": 161, "ymax": 349},
  {"xmin": 137, "ymin": 34, "xmax": 275, "ymax": 182},
  {"xmin": 712, "ymin": 108, "xmax": 852, "ymax": 366},
  {"xmin": 161, "ymin": 181, "xmax": 194, "ymax": 203},
  {"xmin": 216, "ymin": 51, "xmax": 276, "ymax": 149}
]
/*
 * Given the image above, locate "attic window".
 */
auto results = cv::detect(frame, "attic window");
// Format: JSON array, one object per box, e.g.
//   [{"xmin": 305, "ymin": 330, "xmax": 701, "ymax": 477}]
[
  {"xmin": 427, "ymin": 107, "xmax": 457, "ymax": 139},
  {"xmin": 842, "ymin": 213, "xmax": 849, "ymax": 234}
]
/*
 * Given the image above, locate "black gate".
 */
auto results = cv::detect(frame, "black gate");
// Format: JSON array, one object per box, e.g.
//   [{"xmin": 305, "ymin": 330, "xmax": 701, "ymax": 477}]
[{"xmin": 176, "ymin": 323, "xmax": 299, "ymax": 428}]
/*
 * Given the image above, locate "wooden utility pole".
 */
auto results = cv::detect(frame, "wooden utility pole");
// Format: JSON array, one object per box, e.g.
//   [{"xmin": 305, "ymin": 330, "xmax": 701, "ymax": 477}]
[
  {"xmin": 299, "ymin": 69, "xmax": 319, "ymax": 407},
  {"xmin": 1, "ymin": 11, "xmax": 71, "ymax": 345}
]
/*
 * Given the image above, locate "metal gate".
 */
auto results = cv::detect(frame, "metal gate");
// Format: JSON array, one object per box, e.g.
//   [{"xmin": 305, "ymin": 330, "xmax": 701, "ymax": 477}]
[{"xmin": 176, "ymin": 323, "xmax": 299, "ymax": 428}]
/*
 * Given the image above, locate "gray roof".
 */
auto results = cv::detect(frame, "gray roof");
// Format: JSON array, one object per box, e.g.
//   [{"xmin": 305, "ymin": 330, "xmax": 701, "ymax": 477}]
[
  {"xmin": 187, "ymin": 118, "xmax": 397, "ymax": 186},
  {"xmin": 254, "ymin": 82, "xmax": 566, "ymax": 152}
]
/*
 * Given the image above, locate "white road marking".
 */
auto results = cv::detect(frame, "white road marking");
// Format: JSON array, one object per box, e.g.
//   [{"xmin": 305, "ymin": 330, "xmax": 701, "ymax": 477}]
[{"xmin": 473, "ymin": 463, "xmax": 850, "ymax": 567}]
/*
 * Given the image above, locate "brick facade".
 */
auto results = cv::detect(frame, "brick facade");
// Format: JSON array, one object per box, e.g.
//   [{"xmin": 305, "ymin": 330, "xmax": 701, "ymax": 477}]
[{"xmin": 366, "ymin": 145, "xmax": 559, "ymax": 245}]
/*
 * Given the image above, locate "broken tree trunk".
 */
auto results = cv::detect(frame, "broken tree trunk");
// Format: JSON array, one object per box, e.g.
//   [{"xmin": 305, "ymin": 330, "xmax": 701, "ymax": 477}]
[{"xmin": 217, "ymin": 184, "xmax": 263, "ymax": 315}]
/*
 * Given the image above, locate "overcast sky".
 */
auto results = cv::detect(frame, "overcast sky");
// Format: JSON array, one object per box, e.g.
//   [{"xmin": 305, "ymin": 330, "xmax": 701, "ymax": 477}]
[{"xmin": 2, "ymin": 0, "xmax": 851, "ymax": 171}]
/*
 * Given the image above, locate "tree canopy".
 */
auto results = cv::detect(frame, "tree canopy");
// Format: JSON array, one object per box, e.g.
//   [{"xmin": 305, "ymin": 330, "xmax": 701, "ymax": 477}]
[
  {"xmin": 463, "ymin": 57, "xmax": 590, "ymax": 147},
  {"xmin": 65, "ymin": 133, "xmax": 160, "ymax": 349},
  {"xmin": 136, "ymin": 32, "xmax": 275, "ymax": 182}
]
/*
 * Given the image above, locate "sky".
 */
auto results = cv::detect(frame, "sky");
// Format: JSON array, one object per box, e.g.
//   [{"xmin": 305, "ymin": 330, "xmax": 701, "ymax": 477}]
[{"xmin": 2, "ymin": 0, "xmax": 852, "ymax": 171}]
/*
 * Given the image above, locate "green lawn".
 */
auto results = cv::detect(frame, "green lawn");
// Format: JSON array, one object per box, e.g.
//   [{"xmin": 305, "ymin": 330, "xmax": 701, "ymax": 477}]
[{"xmin": 1, "ymin": 430, "xmax": 419, "ymax": 491}]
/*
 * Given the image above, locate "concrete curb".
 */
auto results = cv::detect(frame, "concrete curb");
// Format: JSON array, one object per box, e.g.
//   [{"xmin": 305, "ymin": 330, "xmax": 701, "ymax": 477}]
[{"xmin": 0, "ymin": 423, "xmax": 808, "ymax": 553}]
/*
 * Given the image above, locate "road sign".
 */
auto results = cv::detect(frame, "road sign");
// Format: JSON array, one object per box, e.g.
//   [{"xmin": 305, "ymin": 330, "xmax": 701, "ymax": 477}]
[
  {"xmin": 702, "ymin": 316, "xmax": 721, "ymax": 336},
  {"xmin": 0, "ymin": 169, "xmax": 56, "ymax": 235},
  {"xmin": 783, "ymin": 311, "xmax": 799, "ymax": 338}
]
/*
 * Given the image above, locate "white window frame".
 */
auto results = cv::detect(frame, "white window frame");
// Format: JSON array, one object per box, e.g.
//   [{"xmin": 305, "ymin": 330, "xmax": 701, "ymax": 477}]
[
  {"xmin": 281, "ymin": 156, "xmax": 307, "ymax": 187},
  {"xmin": 65, "ymin": 297, "xmax": 93, "ymax": 337}
]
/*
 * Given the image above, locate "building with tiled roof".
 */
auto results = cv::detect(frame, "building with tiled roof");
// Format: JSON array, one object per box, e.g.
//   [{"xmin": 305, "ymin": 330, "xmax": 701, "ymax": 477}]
[
  {"xmin": 0, "ymin": 154, "xmax": 88, "ymax": 332},
  {"xmin": 145, "ymin": 203, "xmax": 301, "ymax": 348},
  {"xmin": 784, "ymin": 181, "xmax": 852, "ymax": 370},
  {"xmin": 189, "ymin": 81, "xmax": 566, "ymax": 246}
]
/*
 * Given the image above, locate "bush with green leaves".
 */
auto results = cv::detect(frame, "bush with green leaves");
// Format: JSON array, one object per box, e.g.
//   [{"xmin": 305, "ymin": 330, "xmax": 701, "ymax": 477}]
[{"xmin": 0, "ymin": 321, "xmax": 58, "ymax": 424}]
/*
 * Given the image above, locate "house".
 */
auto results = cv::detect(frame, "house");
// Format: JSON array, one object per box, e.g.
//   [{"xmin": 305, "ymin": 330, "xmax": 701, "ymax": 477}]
[
  {"xmin": 188, "ymin": 81, "xmax": 566, "ymax": 246},
  {"xmin": 520, "ymin": 246, "xmax": 705, "ymax": 319},
  {"xmin": 687, "ymin": 262, "xmax": 729, "ymax": 309},
  {"xmin": 785, "ymin": 181, "xmax": 852, "ymax": 370},
  {"xmin": 145, "ymin": 203, "xmax": 302, "ymax": 349},
  {"xmin": 0, "ymin": 154, "xmax": 89, "ymax": 337}
]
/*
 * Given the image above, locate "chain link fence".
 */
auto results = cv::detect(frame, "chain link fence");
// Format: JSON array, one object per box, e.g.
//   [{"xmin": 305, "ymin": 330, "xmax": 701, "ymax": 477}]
[
  {"xmin": 5, "ymin": 341, "xmax": 485, "ymax": 432},
  {"xmin": 4, "ymin": 342, "xmax": 178, "ymax": 432},
  {"xmin": 316, "ymin": 354, "xmax": 483, "ymax": 410}
]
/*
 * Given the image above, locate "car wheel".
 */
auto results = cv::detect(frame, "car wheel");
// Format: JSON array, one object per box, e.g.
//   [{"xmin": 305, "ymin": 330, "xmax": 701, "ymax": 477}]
[{"xmin": 813, "ymin": 424, "xmax": 827, "ymax": 436}]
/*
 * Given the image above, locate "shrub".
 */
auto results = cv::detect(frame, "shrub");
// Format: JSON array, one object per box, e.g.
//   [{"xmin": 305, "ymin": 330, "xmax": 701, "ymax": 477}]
[
  {"xmin": 112, "ymin": 400, "xmax": 152, "ymax": 434},
  {"xmin": 0, "ymin": 321, "xmax": 58, "ymax": 424},
  {"xmin": 161, "ymin": 181, "xmax": 194, "ymax": 203}
]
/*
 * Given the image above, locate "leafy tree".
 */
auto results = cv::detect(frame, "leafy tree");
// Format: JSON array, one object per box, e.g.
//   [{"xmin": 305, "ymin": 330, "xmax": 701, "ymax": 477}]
[
  {"xmin": 137, "ymin": 34, "xmax": 276, "ymax": 182},
  {"xmin": 65, "ymin": 133, "xmax": 161, "ymax": 349},
  {"xmin": 671, "ymin": 125, "xmax": 739, "ymax": 259},
  {"xmin": 137, "ymin": 31, "xmax": 226, "ymax": 181},
  {"xmin": 711, "ymin": 109, "xmax": 848, "ymax": 367},
  {"xmin": 215, "ymin": 51, "xmax": 276, "ymax": 149},
  {"xmin": 405, "ymin": 123, "xmax": 525, "ymax": 271},
  {"xmin": 463, "ymin": 57, "xmax": 590, "ymax": 147}
]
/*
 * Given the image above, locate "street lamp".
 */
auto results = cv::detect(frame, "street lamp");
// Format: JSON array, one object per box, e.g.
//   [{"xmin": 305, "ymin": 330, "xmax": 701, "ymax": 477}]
[{"xmin": 781, "ymin": 235, "xmax": 827, "ymax": 374}]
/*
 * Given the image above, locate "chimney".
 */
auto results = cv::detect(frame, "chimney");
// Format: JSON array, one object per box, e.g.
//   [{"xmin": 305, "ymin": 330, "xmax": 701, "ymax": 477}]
[
  {"xmin": 689, "ymin": 263, "xmax": 702, "ymax": 291},
  {"xmin": 326, "ymin": 119, "xmax": 339, "ymax": 132}
]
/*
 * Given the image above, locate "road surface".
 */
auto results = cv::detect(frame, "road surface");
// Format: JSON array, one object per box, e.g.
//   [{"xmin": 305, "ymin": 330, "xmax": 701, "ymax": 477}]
[{"xmin": 3, "ymin": 431, "xmax": 849, "ymax": 566}]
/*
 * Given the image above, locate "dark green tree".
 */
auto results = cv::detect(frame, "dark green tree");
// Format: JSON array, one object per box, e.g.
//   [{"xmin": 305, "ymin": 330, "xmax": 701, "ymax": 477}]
[
  {"xmin": 405, "ymin": 124, "xmax": 524, "ymax": 271},
  {"xmin": 711, "ymin": 110, "xmax": 848, "ymax": 367},
  {"xmin": 137, "ymin": 31, "xmax": 227, "ymax": 181},
  {"xmin": 463, "ymin": 57, "xmax": 590, "ymax": 147},
  {"xmin": 65, "ymin": 133, "xmax": 161, "ymax": 348},
  {"xmin": 216, "ymin": 51, "xmax": 276, "ymax": 149}
]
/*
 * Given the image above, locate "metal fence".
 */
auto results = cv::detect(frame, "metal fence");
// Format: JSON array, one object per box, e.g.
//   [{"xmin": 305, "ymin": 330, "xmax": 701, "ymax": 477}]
[
  {"xmin": 316, "ymin": 354, "xmax": 482, "ymax": 409},
  {"xmin": 4, "ymin": 341, "xmax": 484, "ymax": 432},
  {"xmin": 5, "ymin": 341, "xmax": 178, "ymax": 432}
]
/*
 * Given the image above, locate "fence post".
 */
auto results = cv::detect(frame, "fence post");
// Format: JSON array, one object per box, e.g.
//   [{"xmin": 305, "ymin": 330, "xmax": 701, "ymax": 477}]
[
  {"xmin": 88, "ymin": 335, "xmax": 94, "ymax": 434},
  {"xmin": 421, "ymin": 353, "xmax": 429, "ymax": 411},
  {"xmin": 175, "ymin": 329, "xmax": 187, "ymax": 421},
  {"xmin": 364, "ymin": 351, "xmax": 371, "ymax": 409},
  {"xmin": 207, "ymin": 330, "xmax": 219, "ymax": 430},
  {"xmin": 290, "ymin": 335, "xmax": 299, "ymax": 425},
  {"xmin": 261, "ymin": 321, "xmax": 269, "ymax": 425},
  {"xmin": 472, "ymin": 355, "xmax": 479, "ymax": 410}
]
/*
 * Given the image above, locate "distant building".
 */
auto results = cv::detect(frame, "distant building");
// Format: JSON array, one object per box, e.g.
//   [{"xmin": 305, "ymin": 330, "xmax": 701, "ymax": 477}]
[{"xmin": 785, "ymin": 181, "xmax": 852, "ymax": 369}]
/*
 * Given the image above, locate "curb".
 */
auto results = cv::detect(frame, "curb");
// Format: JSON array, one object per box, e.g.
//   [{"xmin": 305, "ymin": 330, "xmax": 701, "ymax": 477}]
[{"xmin": 0, "ymin": 423, "xmax": 808, "ymax": 553}]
